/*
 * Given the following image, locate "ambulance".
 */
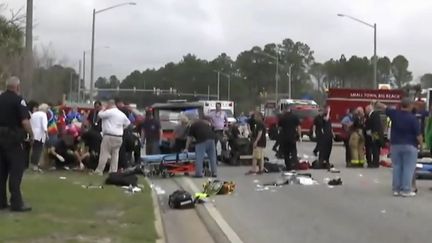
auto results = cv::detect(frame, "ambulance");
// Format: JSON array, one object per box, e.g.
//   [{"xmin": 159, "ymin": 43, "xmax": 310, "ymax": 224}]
[{"xmin": 199, "ymin": 100, "xmax": 236, "ymax": 124}]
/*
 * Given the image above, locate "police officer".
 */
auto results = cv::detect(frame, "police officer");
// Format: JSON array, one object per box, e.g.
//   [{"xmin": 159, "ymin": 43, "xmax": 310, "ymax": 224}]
[
  {"xmin": 278, "ymin": 107, "xmax": 302, "ymax": 171},
  {"xmin": 0, "ymin": 76, "xmax": 33, "ymax": 212}
]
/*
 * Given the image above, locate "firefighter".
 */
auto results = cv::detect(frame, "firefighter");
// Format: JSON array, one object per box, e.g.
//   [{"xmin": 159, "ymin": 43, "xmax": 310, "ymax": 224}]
[{"xmin": 349, "ymin": 107, "xmax": 366, "ymax": 167}]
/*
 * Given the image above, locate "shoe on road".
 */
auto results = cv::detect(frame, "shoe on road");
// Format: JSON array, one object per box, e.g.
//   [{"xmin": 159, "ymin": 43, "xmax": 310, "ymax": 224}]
[
  {"xmin": 400, "ymin": 191, "xmax": 416, "ymax": 197},
  {"xmin": 0, "ymin": 204, "xmax": 10, "ymax": 210},
  {"xmin": 10, "ymin": 205, "xmax": 32, "ymax": 212}
]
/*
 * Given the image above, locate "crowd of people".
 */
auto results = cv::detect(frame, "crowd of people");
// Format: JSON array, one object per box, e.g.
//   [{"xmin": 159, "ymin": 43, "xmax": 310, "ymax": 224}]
[
  {"xmin": 1, "ymin": 75, "xmax": 426, "ymax": 215},
  {"xmin": 22, "ymin": 98, "xmax": 251, "ymax": 179},
  {"xmin": 24, "ymin": 98, "xmax": 143, "ymax": 174},
  {"xmin": 312, "ymin": 98, "xmax": 424, "ymax": 197}
]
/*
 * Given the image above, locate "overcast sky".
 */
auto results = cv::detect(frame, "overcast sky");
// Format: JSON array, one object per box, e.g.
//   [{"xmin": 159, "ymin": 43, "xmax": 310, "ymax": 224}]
[{"xmin": 5, "ymin": 0, "xmax": 432, "ymax": 87}]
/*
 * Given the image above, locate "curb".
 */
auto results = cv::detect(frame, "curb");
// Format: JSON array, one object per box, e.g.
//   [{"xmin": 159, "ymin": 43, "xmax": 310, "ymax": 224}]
[
  {"xmin": 146, "ymin": 178, "xmax": 166, "ymax": 243},
  {"xmin": 175, "ymin": 177, "xmax": 244, "ymax": 243}
]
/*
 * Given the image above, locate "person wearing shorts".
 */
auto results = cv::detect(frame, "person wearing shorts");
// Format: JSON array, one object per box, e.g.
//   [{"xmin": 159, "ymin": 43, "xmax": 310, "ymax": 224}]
[{"xmin": 246, "ymin": 112, "xmax": 266, "ymax": 175}]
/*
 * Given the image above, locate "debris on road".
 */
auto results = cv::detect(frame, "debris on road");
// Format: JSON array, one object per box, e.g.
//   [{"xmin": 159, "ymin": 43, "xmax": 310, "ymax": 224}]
[
  {"xmin": 122, "ymin": 185, "xmax": 143, "ymax": 194},
  {"xmin": 153, "ymin": 185, "xmax": 166, "ymax": 195},
  {"xmin": 329, "ymin": 168, "xmax": 340, "ymax": 173},
  {"xmin": 328, "ymin": 178, "xmax": 342, "ymax": 186},
  {"xmin": 81, "ymin": 184, "xmax": 103, "ymax": 189},
  {"xmin": 59, "ymin": 176, "xmax": 67, "ymax": 180},
  {"xmin": 260, "ymin": 171, "xmax": 318, "ymax": 189}
]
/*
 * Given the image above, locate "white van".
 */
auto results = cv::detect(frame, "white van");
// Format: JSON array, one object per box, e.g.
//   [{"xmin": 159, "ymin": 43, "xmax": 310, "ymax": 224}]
[{"xmin": 199, "ymin": 100, "xmax": 236, "ymax": 124}]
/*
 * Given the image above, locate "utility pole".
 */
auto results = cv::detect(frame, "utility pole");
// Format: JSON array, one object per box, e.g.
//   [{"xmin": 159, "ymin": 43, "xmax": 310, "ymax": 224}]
[
  {"xmin": 82, "ymin": 51, "xmax": 86, "ymax": 102},
  {"xmin": 25, "ymin": 0, "xmax": 33, "ymax": 98},
  {"xmin": 275, "ymin": 48, "xmax": 279, "ymax": 101},
  {"xmin": 69, "ymin": 72, "xmax": 73, "ymax": 102},
  {"xmin": 288, "ymin": 65, "xmax": 293, "ymax": 99},
  {"xmin": 227, "ymin": 75, "xmax": 231, "ymax": 100},
  {"xmin": 207, "ymin": 85, "xmax": 210, "ymax": 100},
  {"xmin": 217, "ymin": 71, "xmax": 220, "ymax": 100},
  {"xmin": 78, "ymin": 60, "xmax": 82, "ymax": 103},
  {"xmin": 90, "ymin": 8, "xmax": 96, "ymax": 103},
  {"xmin": 373, "ymin": 23, "xmax": 377, "ymax": 89}
]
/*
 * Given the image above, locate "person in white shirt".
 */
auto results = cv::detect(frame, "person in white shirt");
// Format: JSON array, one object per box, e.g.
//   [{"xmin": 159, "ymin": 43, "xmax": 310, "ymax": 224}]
[
  {"xmin": 30, "ymin": 103, "xmax": 49, "ymax": 172},
  {"xmin": 94, "ymin": 100, "xmax": 131, "ymax": 175}
]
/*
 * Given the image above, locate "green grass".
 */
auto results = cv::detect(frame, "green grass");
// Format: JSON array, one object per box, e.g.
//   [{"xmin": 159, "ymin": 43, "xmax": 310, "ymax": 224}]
[{"xmin": 0, "ymin": 172, "xmax": 158, "ymax": 243}]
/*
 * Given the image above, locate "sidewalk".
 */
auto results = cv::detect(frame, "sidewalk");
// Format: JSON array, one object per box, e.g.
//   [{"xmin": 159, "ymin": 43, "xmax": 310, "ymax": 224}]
[{"xmin": 150, "ymin": 177, "xmax": 215, "ymax": 243}]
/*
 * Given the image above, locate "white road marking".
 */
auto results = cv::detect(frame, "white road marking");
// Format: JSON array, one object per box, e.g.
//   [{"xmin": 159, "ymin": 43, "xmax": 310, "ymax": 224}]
[{"xmin": 184, "ymin": 177, "xmax": 244, "ymax": 243}]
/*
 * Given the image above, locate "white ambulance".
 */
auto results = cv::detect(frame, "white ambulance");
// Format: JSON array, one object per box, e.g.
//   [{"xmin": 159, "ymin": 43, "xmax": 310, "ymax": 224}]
[{"xmin": 199, "ymin": 100, "xmax": 237, "ymax": 124}]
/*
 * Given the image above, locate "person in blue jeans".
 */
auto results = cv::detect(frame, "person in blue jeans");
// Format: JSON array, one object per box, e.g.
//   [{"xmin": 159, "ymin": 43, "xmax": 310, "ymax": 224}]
[
  {"xmin": 375, "ymin": 98, "xmax": 422, "ymax": 197},
  {"xmin": 184, "ymin": 117, "xmax": 217, "ymax": 178}
]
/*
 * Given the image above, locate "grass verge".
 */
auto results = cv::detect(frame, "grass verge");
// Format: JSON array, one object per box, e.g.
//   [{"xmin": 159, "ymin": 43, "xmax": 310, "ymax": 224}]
[{"xmin": 0, "ymin": 171, "xmax": 157, "ymax": 243}]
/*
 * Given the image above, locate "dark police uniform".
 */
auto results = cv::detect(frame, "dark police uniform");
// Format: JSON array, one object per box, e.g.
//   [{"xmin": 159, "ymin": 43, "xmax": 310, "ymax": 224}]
[
  {"xmin": 278, "ymin": 111, "xmax": 301, "ymax": 170},
  {"xmin": 0, "ymin": 90, "xmax": 31, "ymax": 210}
]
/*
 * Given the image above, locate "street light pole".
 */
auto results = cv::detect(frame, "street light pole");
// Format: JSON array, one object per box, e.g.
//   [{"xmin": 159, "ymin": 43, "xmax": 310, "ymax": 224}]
[
  {"xmin": 227, "ymin": 75, "xmax": 231, "ymax": 100},
  {"xmin": 89, "ymin": 2, "xmax": 136, "ymax": 104},
  {"xmin": 217, "ymin": 71, "xmax": 220, "ymax": 100},
  {"xmin": 90, "ymin": 8, "xmax": 96, "ymax": 103},
  {"xmin": 288, "ymin": 64, "xmax": 293, "ymax": 99},
  {"xmin": 373, "ymin": 23, "xmax": 377, "ymax": 89},
  {"xmin": 78, "ymin": 60, "xmax": 82, "ymax": 103},
  {"xmin": 337, "ymin": 13, "xmax": 377, "ymax": 88},
  {"xmin": 275, "ymin": 48, "xmax": 279, "ymax": 101},
  {"xmin": 82, "ymin": 51, "xmax": 86, "ymax": 102}
]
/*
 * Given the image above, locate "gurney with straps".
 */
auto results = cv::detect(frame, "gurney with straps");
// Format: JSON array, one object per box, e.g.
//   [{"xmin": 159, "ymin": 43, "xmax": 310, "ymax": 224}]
[{"xmin": 141, "ymin": 152, "xmax": 210, "ymax": 178}]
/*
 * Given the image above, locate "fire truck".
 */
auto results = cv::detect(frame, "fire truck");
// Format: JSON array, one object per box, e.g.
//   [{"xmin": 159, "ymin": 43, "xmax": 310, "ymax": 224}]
[
  {"xmin": 264, "ymin": 99, "xmax": 320, "ymax": 140},
  {"xmin": 326, "ymin": 88, "xmax": 404, "ymax": 141}
]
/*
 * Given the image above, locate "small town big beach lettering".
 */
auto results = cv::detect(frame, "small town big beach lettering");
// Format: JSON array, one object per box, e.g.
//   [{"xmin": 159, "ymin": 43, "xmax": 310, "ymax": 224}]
[{"xmin": 349, "ymin": 92, "xmax": 400, "ymax": 100}]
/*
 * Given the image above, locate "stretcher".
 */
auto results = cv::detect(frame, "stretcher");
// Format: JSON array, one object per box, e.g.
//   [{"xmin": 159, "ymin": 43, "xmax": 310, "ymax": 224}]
[
  {"xmin": 141, "ymin": 152, "xmax": 209, "ymax": 178},
  {"xmin": 416, "ymin": 157, "xmax": 432, "ymax": 180}
]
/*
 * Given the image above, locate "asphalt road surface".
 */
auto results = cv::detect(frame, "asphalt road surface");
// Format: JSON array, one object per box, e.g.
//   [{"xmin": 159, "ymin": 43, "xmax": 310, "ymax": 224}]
[{"xmin": 153, "ymin": 140, "xmax": 432, "ymax": 243}]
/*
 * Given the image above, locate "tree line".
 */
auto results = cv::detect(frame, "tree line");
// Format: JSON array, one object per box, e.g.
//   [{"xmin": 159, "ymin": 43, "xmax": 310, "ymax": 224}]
[
  {"xmin": 0, "ymin": 5, "xmax": 80, "ymax": 103},
  {"xmin": 2, "ymin": 5, "xmax": 432, "ymax": 109},
  {"xmin": 99, "ymin": 38, "xmax": 427, "ymax": 109}
]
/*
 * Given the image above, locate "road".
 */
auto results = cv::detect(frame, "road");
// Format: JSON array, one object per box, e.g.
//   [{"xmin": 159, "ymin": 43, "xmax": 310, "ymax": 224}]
[{"xmin": 151, "ymin": 140, "xmax": 432, "ymax": 243}]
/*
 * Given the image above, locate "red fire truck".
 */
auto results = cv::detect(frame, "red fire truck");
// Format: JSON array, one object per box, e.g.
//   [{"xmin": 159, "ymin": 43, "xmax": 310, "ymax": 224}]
[
  {"xmin": 264, "ymin": 99, "xmax": 320, "ymax": 140},
  {"xmin": 326, "ymin": 88, "xmax": 404, "ymax": 141}
]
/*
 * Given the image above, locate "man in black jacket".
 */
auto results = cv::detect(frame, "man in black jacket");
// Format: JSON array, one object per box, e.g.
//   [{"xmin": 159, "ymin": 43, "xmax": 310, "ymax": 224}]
[
  {"xmin": 312, "ymin": 109, "xmax": 324, "ymax": 156},
  {"xmin": 365, "ymin": 105, "xmax": 384, "ymax": 168},
  {"xmin": 278, "ymin": 108, "xmax": 302, "ymax": 171}
]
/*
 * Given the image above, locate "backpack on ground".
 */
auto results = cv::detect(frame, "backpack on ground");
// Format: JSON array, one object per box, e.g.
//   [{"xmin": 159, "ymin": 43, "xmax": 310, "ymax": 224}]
[
  {"xmin": 168, "ymin": 190, "xmax": 195, "ymax": 209},
  {"xmin": 105, "ymin": 172, "xmax": 138, "ymax": 187},
  {"xmin": 264, "ymin": 162, "xmax": 285, "ymax": 173}
]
